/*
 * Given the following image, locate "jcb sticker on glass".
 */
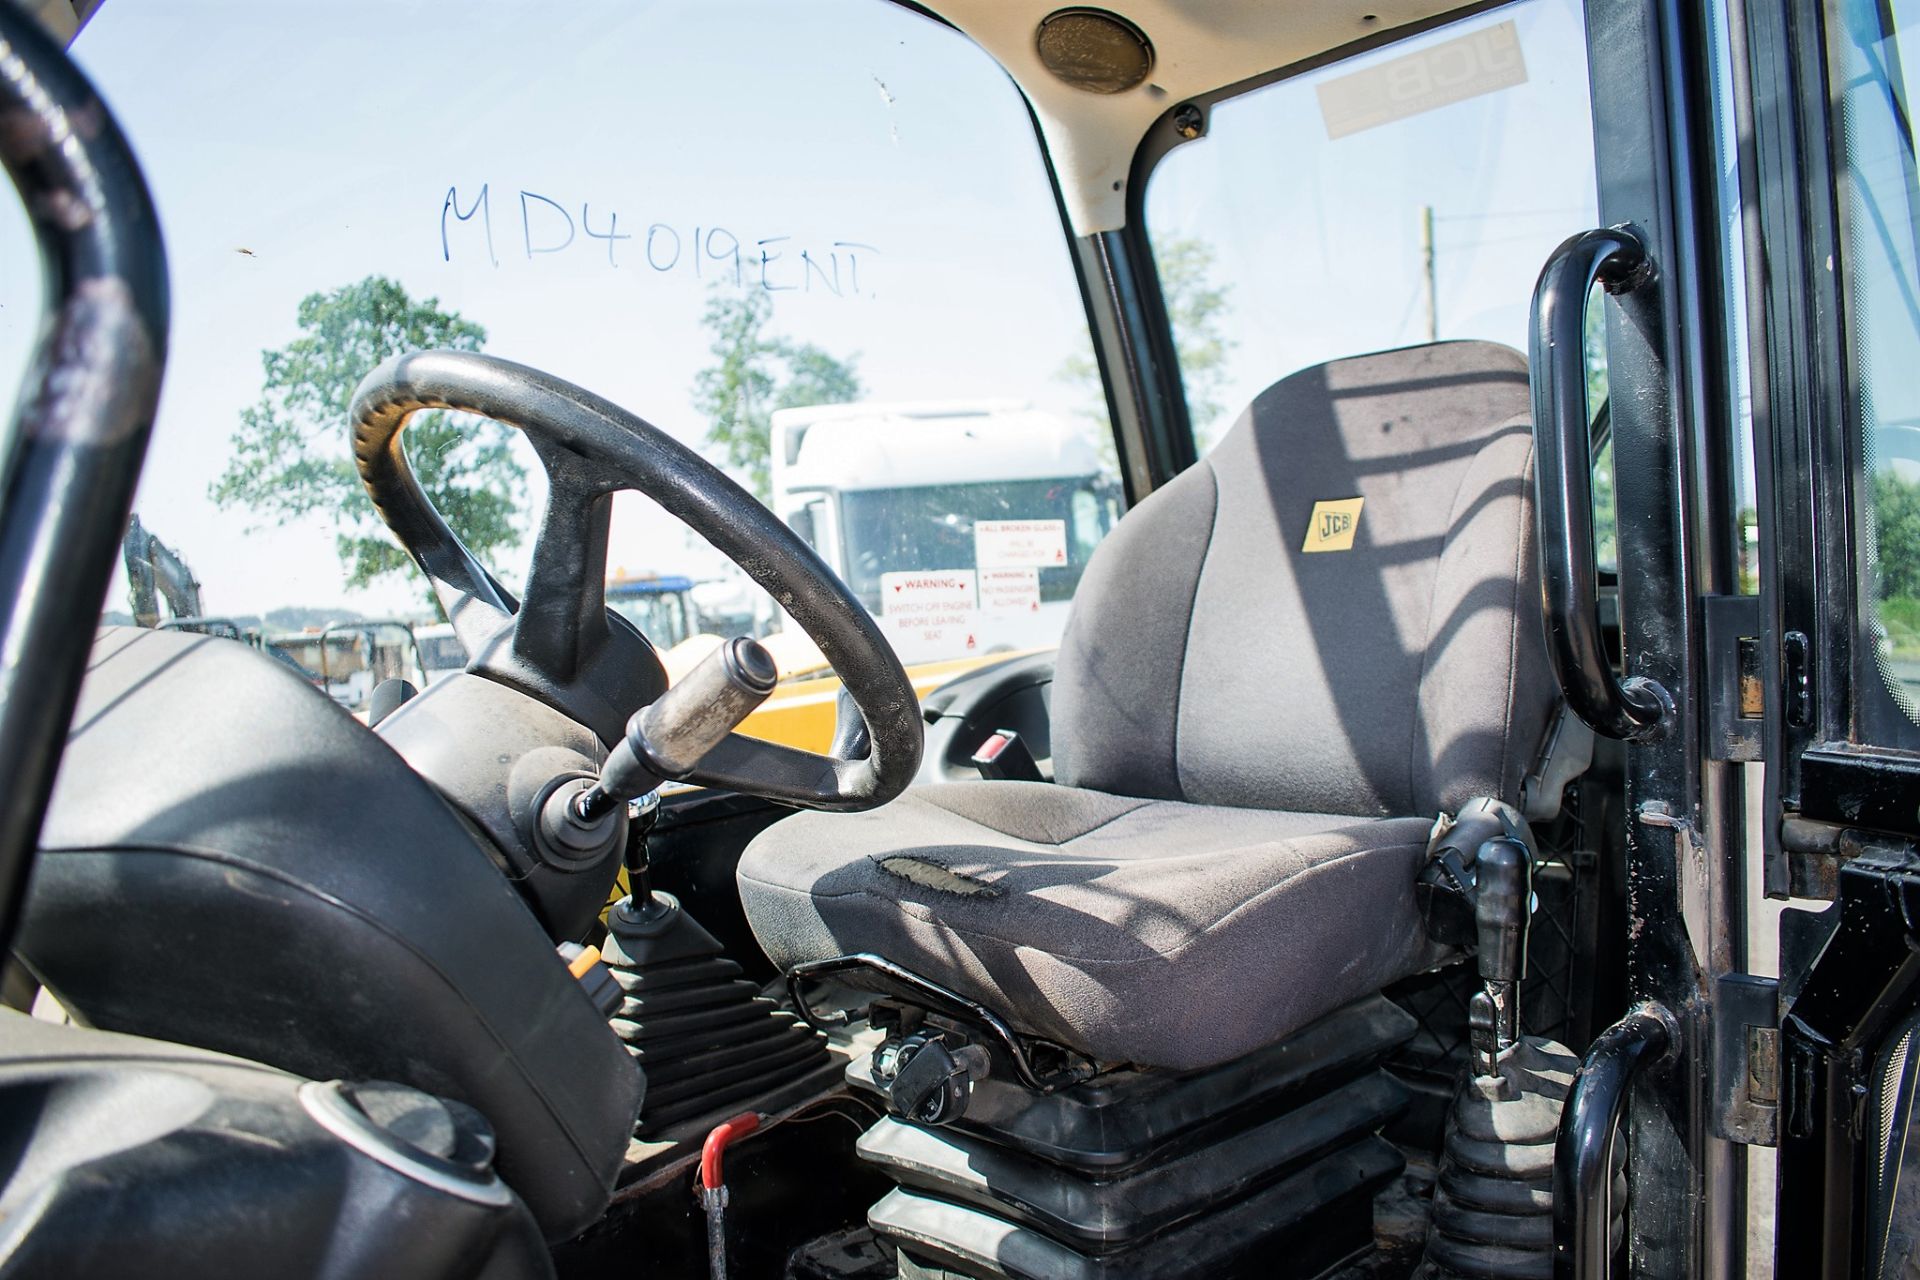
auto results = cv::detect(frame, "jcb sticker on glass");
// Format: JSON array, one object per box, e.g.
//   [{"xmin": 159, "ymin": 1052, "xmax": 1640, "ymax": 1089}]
[
  {"xmin": 1303, "ymin": 498, "xmax": 1364, "ymax": 553},
  {"xmin": 1315, "ymin": 19, "xmax": 1527, "ymax": 140}
]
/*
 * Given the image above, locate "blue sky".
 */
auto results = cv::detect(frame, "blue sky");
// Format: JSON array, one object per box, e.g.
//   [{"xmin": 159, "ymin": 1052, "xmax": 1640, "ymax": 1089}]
[{"xmin": 0, "ymin": 0, "xmax": 1599, "ymax": 618}]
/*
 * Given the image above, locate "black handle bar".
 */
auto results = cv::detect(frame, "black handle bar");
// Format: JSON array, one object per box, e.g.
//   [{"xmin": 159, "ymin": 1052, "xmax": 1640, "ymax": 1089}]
[
  {"xmin": 1553, "ymin": 1004, "xmax": 1676, "ymax": 1279},
  {"xmin": 1529, "ymin": 226, "xmax": 1672, "ymax": 743},
  {"xmin": 0, "ymin": 9, "xmax": 169, "ymax": 953}
]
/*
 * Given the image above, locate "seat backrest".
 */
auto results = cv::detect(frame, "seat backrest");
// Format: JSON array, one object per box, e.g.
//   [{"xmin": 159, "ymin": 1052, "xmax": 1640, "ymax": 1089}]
[{"xmin": 1053, "ymin": 340, "xmax": 1555, "ymax": 819}]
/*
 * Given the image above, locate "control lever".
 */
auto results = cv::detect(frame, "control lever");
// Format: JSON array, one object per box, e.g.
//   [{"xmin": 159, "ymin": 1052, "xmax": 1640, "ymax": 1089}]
[
  {"xmin": 574, "ymin": 636, "xmax": 778, "ymax": 824},
  {"xmin": 1468, "ymin": 836, "xmax": 1532, "ymax": 1077},
  {"xmin": 610, "ymin": 789, "xmax": 672, "ymax": 932},
  {"xmin": 873, "ymin": 1032, "xmax": 989, "ymax": 1126},
  {"xmin": 1414, "ymin": 797, "xmax": 1537, "ymax": 1076}
]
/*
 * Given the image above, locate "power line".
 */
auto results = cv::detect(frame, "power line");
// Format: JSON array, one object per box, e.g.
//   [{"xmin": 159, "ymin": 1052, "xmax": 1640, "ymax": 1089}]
[
  {"xmin": 1420, "ymin": 204, "xmax": 1438, "ymax": 342},
  {"xmin": 1433, "ymin": 206, "xmax": 1590, "ymax": 222},
  {"xmin": 1437, "ymin": 231, "xmax": 1571, "ymax": 251}
]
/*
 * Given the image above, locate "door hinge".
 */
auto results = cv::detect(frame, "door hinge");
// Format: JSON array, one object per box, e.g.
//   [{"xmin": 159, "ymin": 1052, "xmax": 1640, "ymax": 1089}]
[
  {"xmin": 1783, "ymin": 629, "xmax": 1812, "ymax": 728},
  {"xmin": 1711, "ymin": 973, "xmax": 1780, "ymax": 1146}
]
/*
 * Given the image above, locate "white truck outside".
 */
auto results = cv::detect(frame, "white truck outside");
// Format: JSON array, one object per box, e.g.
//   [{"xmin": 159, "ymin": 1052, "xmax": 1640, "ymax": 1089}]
[{"xmin": 769, "ymin": 401, "xmax": 1116, "ymax": 664}]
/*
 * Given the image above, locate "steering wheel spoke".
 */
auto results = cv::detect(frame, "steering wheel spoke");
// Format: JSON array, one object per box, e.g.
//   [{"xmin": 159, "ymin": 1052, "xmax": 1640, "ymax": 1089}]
[
  {"xmin": 349, "ymin": 349, "xmax": 922, "ymax": 812},
  {"xmin": 685, "ymin": 733, "xmax": 873, "ymax": 811},
  {"xmin": 511, "ymin": 448, "xmax": 621, "ymax": 684}
]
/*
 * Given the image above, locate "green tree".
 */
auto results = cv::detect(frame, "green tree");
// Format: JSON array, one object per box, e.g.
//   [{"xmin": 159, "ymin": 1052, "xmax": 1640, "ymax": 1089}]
[
  {"xmin": 1585, "ymin": 290, "xmax": 1618, "ymax": 571},
  {"xmin": 211, "ymin": 276, "xmax": 525, "ymax": 595},
  {"xmin": 1874, "ymin": 471, "xmax": 1920, "ymax": 600},
  {"xmin": 1059, "ymin": 233, "xmax": 1236, "ymax": 453},
  {"xmin": 692, "ymin": 287, "xmax": 863, "ymax": 498},
  {"xmin": 1150, "ymin": 235, "xmax": 1235, "ymax": 433}
]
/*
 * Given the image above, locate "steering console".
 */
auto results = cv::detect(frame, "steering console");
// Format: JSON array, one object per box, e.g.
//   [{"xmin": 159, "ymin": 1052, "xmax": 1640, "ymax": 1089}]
[
  {"xmin": 353, "ymin": 350, "xmax": 921, "ymax": 805},
  {"xmin": 348, "ymin": 351, "xmax": 922, "ymax": 934}
]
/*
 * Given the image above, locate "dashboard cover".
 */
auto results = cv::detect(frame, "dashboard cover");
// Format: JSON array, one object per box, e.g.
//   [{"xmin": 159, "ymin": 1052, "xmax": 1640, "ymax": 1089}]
[{"xmin": 17, "ymin": 627, "xmax": 642, "ymax": 1240}]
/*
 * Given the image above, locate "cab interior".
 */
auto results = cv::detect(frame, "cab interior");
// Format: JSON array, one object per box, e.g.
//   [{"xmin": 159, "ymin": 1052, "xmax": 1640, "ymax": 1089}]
[{"xmin": 0, "ymin": 0, "xmax": 1788, "ymax": 1278}]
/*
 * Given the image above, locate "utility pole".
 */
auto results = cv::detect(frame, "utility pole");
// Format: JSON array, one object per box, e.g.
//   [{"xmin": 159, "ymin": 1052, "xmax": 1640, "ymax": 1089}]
[{"xmin": 1420, "ymin": 204, "xmax": 1438, "ymax": 342}]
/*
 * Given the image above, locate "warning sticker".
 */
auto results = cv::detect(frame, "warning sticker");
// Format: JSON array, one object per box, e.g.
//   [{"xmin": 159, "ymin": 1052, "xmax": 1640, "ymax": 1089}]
[
  {"xmin": 974, "ymin": 519, "xmax": 1068, "ymax": 570},
  {"xmin": 979, "ymin": 567, "xmax": 1042, "ymax": 616},
  {"xmin": 881, "ymin": 570, "xmax": 981, "ymax": 660},
  {"xmin": 882, "ymin": 570, "xmax": 976, "ymax": 617}
]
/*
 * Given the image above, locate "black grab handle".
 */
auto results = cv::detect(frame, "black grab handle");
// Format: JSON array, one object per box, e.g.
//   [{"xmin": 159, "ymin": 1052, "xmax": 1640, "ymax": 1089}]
[
  {"xmin": 1529, "ymin": 227, "xmax": 1672, "ymax": 742},
  {"xmin": 0, "ymin": 9, "xmax": 169, "ymax": 954},
  {"xmin": 1553, "ymin": 1004, "xmax": 1675, "ymax": 1280}
]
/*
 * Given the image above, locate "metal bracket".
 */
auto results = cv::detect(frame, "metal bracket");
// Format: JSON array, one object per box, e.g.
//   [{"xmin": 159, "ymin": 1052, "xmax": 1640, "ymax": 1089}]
[
  {"xmin": 1710, "ymin": 973, "xmax": 1779, "ymax": 1147},
  {"xmin": 1638, "ymin": 800, "xmax": 1712, "ymax": 972},
  {"xmin": 786, "ymin": 953, "xmax": 1096, "ymax": 1094},
  {"xmin": 1703, "ymin": 594, "xmax": 1764, "ymax": 762}
]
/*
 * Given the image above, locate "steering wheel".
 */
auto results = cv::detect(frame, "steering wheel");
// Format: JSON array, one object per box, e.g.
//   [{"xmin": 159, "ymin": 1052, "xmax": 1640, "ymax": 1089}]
[{"xmin": 349, "ymin": 349, "xmax": 921, "ymax": 813}]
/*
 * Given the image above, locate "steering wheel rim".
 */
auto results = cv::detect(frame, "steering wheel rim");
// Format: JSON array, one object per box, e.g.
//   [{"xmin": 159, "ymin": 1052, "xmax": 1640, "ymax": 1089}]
[{"xmin": 348, "ymin": 348, "xmax": 922, "ymax": 813}]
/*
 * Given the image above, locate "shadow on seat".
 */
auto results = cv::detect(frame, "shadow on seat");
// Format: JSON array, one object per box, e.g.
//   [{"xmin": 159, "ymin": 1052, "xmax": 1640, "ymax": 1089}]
[{"xmin": 737, "ymin": 339, "xmax": 1555, "ymax": 1072}]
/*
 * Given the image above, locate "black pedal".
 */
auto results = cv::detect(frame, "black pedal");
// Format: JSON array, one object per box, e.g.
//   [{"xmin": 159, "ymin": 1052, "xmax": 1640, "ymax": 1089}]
[{"xmin": 970, "ymin": 729, "xmax": 1042, "ymax": 782}]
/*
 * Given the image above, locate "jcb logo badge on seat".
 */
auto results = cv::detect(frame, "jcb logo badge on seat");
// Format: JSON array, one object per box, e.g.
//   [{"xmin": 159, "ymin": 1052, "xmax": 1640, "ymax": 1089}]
[{"xmin": 1303, "ymin": 497, "xmax": 1365, "ymax": 553}]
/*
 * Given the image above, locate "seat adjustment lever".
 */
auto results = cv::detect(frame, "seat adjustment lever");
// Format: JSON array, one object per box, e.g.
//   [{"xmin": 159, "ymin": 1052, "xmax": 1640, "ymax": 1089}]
[
  {"xmin": 1413, "ymin": 797, "xmax": 1537, "ymax": 1076},
  {"xmin": 873, "ymin": 1032, "xmax": 989, "ymax": 1126}
]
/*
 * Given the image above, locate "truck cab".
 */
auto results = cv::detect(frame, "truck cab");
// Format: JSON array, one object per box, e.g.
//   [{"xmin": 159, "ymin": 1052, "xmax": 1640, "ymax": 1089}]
[
  {"xmin": 771, "ymin": 401, "xmax": 1116, "ymax": 661},
  {"xmin": 606, "ymin": 573, "xmax": 699, "ymax": 652}
]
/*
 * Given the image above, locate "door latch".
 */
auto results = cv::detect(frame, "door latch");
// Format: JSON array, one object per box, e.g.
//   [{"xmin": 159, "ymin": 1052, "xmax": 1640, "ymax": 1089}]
[{"xmin": 1711, "ymin": 973, "xmax": 1780, "ymax": 1146}]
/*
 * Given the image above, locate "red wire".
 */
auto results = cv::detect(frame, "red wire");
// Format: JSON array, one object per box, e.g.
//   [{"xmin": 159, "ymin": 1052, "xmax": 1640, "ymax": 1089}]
[{"xmin": 700, "ymin": 1111, "xmax": 761, "ymax": 1190}]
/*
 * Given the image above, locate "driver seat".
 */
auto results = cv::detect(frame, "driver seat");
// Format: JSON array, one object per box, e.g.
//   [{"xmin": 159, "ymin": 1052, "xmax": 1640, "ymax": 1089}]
[{"xmin": 736, "ymin": 340, "xmax": 1554, "ymax": 1071}]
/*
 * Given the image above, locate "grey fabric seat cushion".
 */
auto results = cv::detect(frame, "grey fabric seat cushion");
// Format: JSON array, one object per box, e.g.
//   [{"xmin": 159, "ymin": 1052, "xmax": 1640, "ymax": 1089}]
[{"xmin": 737, "ymin": 781, "xmax": 1439, "ymax": 1071}]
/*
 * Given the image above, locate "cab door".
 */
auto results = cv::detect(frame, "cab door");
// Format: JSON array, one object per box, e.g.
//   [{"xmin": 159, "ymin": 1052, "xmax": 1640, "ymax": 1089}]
[{"xmin": 1741, "ymin": 0, "xmax": 1920, "ymax": 1274}]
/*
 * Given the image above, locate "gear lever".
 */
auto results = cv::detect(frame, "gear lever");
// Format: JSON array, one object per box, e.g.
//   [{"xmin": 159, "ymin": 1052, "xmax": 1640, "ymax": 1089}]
[
  {"xmin": 535, "ymin": 636, "xmax": 776, "ymax": 877},
  {"xmin": 575, "ymin": 636, "xmax": 779, "ymax": 824},
  {"xmin": 613, "ymin": 789, "xmax": 667, "ymax": 930},
  {"xmin": 1467, "ymin": 835, "xmax": 1533, "ymax": 1077}
]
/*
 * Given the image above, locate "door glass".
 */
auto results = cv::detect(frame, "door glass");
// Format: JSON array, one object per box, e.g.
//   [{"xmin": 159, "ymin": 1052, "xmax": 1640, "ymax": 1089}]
[
  {"xmin": 1143, "ymin": 0, "xmax": 1599, "ymax": 450},
  {"xmin": 1828, "ymin": 0, "xmax": 1920, "ymax": 730},
  {"xmin": 14, "ymin": 0, "xmax": 1118, "ymax": 725},
  {"xmin": 1589, "ymin": 294, "xmax": 1619, "ymax": 575}
]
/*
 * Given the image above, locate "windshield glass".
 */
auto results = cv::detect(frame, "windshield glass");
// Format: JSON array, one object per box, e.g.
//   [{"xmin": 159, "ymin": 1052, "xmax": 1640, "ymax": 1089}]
[
  {"xmin": 416, "ymin": 631, "xmax": 468, "ymax": 675},
  {"xmin": 1144, "ymin": 0, "xmax": 1598, "ymax": 445},
  {"xmin": 15, "ymin": 0, "xmax": 1117, "ymax": 717},
  {"xmin": 607, "ymin": 590, "xmax": 692, "ymax": 651},
  {"xmin": 841, "ymin": 478, "xmax": 1109, "ymax": 600}
]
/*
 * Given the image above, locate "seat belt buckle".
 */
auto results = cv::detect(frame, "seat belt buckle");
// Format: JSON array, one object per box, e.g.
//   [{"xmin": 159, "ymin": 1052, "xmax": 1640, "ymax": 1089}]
[{"xmin": 970, "ymin": 729, "xmax": 1043, "ymax": 782}]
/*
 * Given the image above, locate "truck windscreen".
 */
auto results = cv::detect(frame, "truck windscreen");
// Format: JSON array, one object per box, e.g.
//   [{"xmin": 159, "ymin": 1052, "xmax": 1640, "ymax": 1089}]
[{"xmin": 839, "ymin": 478, "xmax": 1107, "ymax": 611}]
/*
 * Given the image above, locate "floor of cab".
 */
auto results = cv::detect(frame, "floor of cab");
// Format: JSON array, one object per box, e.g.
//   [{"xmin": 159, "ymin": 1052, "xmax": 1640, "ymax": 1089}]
[
  {"xmin": 780, "ymin": 1150, "xmax": 1437, "ymax": 1280},
  {"xmin": 558, "ymin": 1129, "xmax": 1435, "ymax": 1280}
]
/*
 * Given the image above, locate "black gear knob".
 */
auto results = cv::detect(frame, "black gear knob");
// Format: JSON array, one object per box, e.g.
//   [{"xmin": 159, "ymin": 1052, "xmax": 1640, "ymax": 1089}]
[{"xmin": 1474, "ymin": 836, "xmax": 1532, "ymax": 986}]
